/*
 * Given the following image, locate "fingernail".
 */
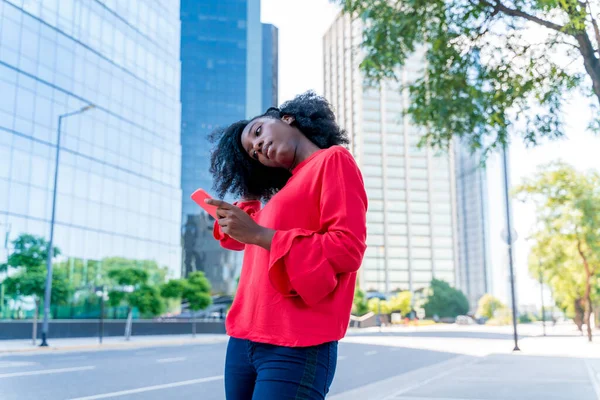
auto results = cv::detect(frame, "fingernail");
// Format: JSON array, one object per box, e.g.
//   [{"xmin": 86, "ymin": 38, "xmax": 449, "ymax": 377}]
[{"xmin": 204, "ymin": 199, "xmax": 210, "ymax": 203}]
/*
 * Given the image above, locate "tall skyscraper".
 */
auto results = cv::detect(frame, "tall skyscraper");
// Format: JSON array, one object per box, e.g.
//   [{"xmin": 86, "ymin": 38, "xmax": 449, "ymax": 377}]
[
  {"xmin": 0, "ymin": 1, "xmax": 182, "ymax": 273},
  {"xmin": 454, "ymin": 142, "xmax": 492, "ymax": 310},
  {"xmin": 179, "ymin": 0, "xmax": 277, "ymax": 293},
  {"xmin": 323, "ymin": 14, "xmax": 459, "ymax": 295},
  {"xmin": 262, "ymin": 23, "xmax": 278, "ymax": 111}
]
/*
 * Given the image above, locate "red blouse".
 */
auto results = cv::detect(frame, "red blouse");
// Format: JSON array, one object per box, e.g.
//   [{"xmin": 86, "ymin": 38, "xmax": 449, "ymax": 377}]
[{"xmin": 213, "ymin": 145, "xmax": 368, "ymax": 347}]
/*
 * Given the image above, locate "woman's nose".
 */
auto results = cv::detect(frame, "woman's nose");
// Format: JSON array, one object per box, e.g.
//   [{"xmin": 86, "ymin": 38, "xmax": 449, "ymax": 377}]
[{"xmin": 253, "ymin": 140, "xmax": 263, "ymax": 152}]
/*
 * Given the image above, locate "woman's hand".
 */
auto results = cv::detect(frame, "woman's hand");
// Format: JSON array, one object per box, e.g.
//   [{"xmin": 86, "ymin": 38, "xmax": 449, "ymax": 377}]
[{"xmin": 205, "ymin": 199, "xmax": 274, "ymax": 250}]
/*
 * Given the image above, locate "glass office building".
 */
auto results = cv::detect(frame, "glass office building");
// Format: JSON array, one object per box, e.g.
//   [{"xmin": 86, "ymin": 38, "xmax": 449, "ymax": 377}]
[
  {"xmin": 454, "ymin": 141, "xmax": 492, "ymax": 310},
  {"xmin": 262, "ymin": 23, "xmax": 278, "ymax": 111},
  {"xmin": 324, "ymin": 14, "xmax": 459, "ymax": 294},
  {"xmin": 0, "ymin": 1, "xmax": 182, "ymax": 274},
  {"xmin": 180, "ymin": 0, "xmax": 267, "ymax": 293}
]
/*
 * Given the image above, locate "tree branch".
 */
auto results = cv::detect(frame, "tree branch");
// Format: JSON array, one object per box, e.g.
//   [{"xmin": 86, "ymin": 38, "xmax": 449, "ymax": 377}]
[
  {"xmin": 585, "ymin": 1, "xmax": 600, "ymax": 52},
  {"xmin": 479, "ymin": 0, "xmax": 566, "ymax": 33}
]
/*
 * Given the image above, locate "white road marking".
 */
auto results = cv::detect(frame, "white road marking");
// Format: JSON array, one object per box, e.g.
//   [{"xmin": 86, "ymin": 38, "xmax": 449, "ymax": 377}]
[
  {"xmin": 0, "ymin": 366, "xmax": 95, "ymax": 379},
  {"xmin": 0, "ymin": 361, "xmax": 38, "ymax": 368},
  {"xmin": 364, "ymin": 350, "xmax": 378, "ymax": 356},
  {"xmin": 156, "ymin": 357, "xmax": 186, "ymax": 363},
  {"xmin": 68, "ymin": 375, "xmax": 224, "ymax": 400}
]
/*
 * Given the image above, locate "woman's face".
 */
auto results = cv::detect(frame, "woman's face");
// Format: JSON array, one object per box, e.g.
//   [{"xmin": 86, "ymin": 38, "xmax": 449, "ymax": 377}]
[{"xmin": 240, "ymin": 116, "xmax": 298, "ymax": 169}]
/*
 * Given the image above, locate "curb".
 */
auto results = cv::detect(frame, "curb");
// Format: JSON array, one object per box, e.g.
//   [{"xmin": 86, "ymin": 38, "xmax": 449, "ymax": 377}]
[{"xmin": 0, "ymin": 336, "xmax": 229, "ymax": 356}]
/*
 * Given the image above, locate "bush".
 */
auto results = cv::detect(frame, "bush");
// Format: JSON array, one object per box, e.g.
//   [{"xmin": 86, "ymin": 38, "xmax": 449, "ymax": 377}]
[
  {"xmin": 352, "ymin": 287, "xmax": 369, "ymax": 316},
  {"xmin": 423, "ymin": 279, "xmax": 469, "ymax": 319},
  {"xmin": 388, "ymin": 291, "xmax": 412, "ymax": 315},
  {"xmin": 519, "ymin": 313, "xmax": 538, "ymax": 324},
  {"xmin": 477, "ymin": 294, "xmax": 506, "ymax": 319},
  {"xmin": 368, "ymin": 298, "xmax": 391, "ymax": 315}
]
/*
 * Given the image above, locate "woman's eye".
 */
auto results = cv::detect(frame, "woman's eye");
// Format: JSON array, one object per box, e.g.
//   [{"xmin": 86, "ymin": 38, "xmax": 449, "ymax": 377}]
[{"xmin": 256, "ymin": 126, "xmax": 261, "ymax": 136}]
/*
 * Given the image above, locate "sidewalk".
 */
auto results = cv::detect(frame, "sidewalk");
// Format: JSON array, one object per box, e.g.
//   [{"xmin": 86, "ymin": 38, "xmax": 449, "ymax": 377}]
[
  {"xmin": 0, "ymin": 334, "xmax": 228, "ymax": 355},
  {"xmin": 333, "ymin": 324, "xmax": 600, "ymax": 400}
]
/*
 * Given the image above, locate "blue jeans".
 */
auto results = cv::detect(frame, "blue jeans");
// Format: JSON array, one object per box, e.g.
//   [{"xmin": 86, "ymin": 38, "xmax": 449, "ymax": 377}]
[{"xmin": 224, "ymin": 337, "xmax": 338, "ymax": 399}]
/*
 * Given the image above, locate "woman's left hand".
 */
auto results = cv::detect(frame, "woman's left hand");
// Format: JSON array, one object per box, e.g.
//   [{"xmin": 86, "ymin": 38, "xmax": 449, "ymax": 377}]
[{"xmin": 205, "ymin": 199, "xmax": 274, "ymax": 249}]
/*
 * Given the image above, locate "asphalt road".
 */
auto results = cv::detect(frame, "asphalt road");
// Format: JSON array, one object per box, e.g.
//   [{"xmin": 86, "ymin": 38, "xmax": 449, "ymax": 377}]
[{"xmin": 0, "ymin": 339, "xmax": 459, "ymax": 399}]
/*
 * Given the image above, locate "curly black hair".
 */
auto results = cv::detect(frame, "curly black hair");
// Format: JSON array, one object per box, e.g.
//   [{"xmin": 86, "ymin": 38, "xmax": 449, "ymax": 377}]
[{"xmin": 209, "ymin": 91, "xmax": 349, "ymax": 201}]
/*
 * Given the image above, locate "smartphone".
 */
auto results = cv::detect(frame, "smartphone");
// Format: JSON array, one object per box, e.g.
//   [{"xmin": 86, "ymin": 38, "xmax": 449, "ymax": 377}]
[{"xmin": 190, "ymin": 188, "xmax": 219, "ymax": 220}]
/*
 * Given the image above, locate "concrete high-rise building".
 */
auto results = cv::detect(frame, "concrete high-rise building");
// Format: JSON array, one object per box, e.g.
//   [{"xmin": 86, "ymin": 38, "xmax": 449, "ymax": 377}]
[
  {"xmin": 180, "ymin": 0, "xmax": 277, "ymax": 293},
  {"xmin": 454, "ymin": 142, "xmax": 492, "ymax": 310},
  {"xmin": 262, "ymin": 23, "xmax": 278, "ymax": 111},
  {"xmin": 323, "ymin": 14, "xmax": 459, "ymax": 295},
  {"xmin": 0, "ymin": 1, "xmax": 182, "ymax": 274}
]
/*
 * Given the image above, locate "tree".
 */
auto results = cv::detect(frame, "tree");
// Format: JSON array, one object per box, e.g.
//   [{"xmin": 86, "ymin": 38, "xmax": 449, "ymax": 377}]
[
  {"xmin": 389, "ymin": 291, "xmax": 413, "ymax": 316},
  {"xmin": 161, "ymin": 272, "xmax": 212, "ymax": 337},
  {"xmin": 477, "ymin": 294, "xmax": 506, "ymax": 319},
  {"xmin": 107, "ymin": 268, "xmax": 165, "ymax": 340},
  {"xmin": 1, "ymin": 234, "xmax": 72, "ymax": 343},
  {"xmin": 368, "ymin": 297, "xmax": 392, "ymax": 315},
  {"xmin": 423, "ymin": 279, "xmax": 470, "ymax": 318},
  {"xmin": 352, "ymin": 287, "xmax": 370, "ymax": 316},
  {"xmin": 336, "ymin": 0, "xmax": 600, "ymax": 153},
  {"xmin": 516, "ymin": 162, "xmax": 600, "ymax": 341}
]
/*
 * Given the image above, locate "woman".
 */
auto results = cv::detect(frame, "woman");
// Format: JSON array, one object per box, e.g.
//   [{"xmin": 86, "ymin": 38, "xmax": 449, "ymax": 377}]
[{"xmin": 206, "ymin": 91, "xmax": 367, "ymax": 399}]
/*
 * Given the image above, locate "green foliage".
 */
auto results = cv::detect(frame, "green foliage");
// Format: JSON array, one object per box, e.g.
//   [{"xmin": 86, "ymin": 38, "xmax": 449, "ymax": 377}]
[
  {"xmin": 1, "ymin": 234, "xmax": 59, "ymax": 273},
  {"xmin": 477, "ymin": 294, "xmax": 506, "ymax": 319},
  {"xmin": 389, "ymin": 291, "xmax": 412, "ymax": 315},
  {"xmin": 352, "ymin": 287, "xmax": 370, "ymax": 316},
  {"xmin": 519, "ymin": 312, "xmax": 538, "ymax": 324},
  {"xmin": 335, "ymin": 0, "xmax": 600, "ymax": 154},
  {"xmin": 423, "ymin": 279, "xmax": 469, "ymax": 318},
  {"xmin": 1, "ymin": 234, "xmax": 71, "ymax": 307},
  {"xmin": 184, "ymin": 272, "xmax": 212, "ymax": 312},
  {"xmin": 128, "ymin": 285, "xmax": 164, "ymax": 317},
  {"xmin": 107, "ymin": 267, "xmax": 164, "ymax": 318},
  {"xmin": 515, "ymin": 163, "xmax": 600, "ymax": 336},
  {"xmin": 161, "ymin": 279, "xmax": 188, "ymax": 300},
  {"xmin": 368, "ymin": 297, "xmax": 391, "ymax": 315},
  {"xmin": 54, "ymin": 257, "xmax": 168, "ymax": 290},
  {"xmin": 108, "ymin": 268, "xmax": 149, "ymax": 287},
  {"xmin": 160, "ymin": 272, "xmax": 212, "ymax": 313}
]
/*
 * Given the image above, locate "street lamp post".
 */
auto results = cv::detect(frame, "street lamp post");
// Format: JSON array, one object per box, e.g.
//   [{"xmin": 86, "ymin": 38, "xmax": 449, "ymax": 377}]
[
  {"xmin": 40, "ymin": 105, "xmax": 94, "ymax": 347},
  {"xmin": 95, "ymin": 286, "xmax": 107, "ymax": 344},
  {"xmin": 501, "ymin": 143, "xmax": 520, "ymax": 352}
]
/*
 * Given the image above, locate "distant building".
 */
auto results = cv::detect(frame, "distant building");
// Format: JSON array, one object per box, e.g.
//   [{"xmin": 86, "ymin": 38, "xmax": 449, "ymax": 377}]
[
  {"xmin": 323, "ymin": 14, "xmax": 459, "ymax": 295},
  {"xmin": 179, "ymin": 0, "xmax": 277, "ymax": 293},
  {"xmin": 262, "ymin": 24, "xmax": 279, "ymax": 111},
  {"xmin": 454, "ymin": 141, "xmax": 492, "ymax": 310}
]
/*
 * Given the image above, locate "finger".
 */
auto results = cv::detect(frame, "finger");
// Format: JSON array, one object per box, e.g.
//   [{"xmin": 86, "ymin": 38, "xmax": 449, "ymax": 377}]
[
  {"xmin": 217, "ymin": 218, "xmax": 229, "ymax": 227},
  {"xmin": 205, "ymin": 199, "xmax": 233, "ymax": 209},
  {"xmin": 216, "ymin": 209, "xmax": 228, "ymax": 219}
]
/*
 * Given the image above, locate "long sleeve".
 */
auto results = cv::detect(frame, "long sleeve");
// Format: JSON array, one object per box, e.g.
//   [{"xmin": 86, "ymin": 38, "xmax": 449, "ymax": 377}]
[
  {"xmin": 213, "ymin": 200, "xmax": 262, "ymax": 251},
  {"xmin": 267, "ymin": 150, "xmax": 368, "ymax": 306}
]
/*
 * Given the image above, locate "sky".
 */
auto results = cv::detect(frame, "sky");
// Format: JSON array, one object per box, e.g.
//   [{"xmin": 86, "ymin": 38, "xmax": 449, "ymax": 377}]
[{"xmin": 261, "ymin": 0, "xmax": 600, "ymax": 307}]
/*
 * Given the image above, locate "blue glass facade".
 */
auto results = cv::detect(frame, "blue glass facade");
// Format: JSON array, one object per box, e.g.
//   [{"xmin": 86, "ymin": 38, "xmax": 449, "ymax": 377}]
[
  {"xmin": 262, "ymin": 23, "xmax": 278, "ymax": 111},
  {"xmin": 180, "ymin": 0, "xmax": 270, "ymax": 292},
  {"xmin": 180, "ymin": 0, "xmax": 262, "ymax": 216},
  {"xmin": 0, "ymin": 1, "xmax": 182, "ymax": 273}
]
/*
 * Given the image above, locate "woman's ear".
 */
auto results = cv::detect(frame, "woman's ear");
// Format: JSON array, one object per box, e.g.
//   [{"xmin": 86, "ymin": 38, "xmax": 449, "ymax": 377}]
[{"xmin": 281, "ymin": 115, "xmax": 295, "ymax": 125}]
